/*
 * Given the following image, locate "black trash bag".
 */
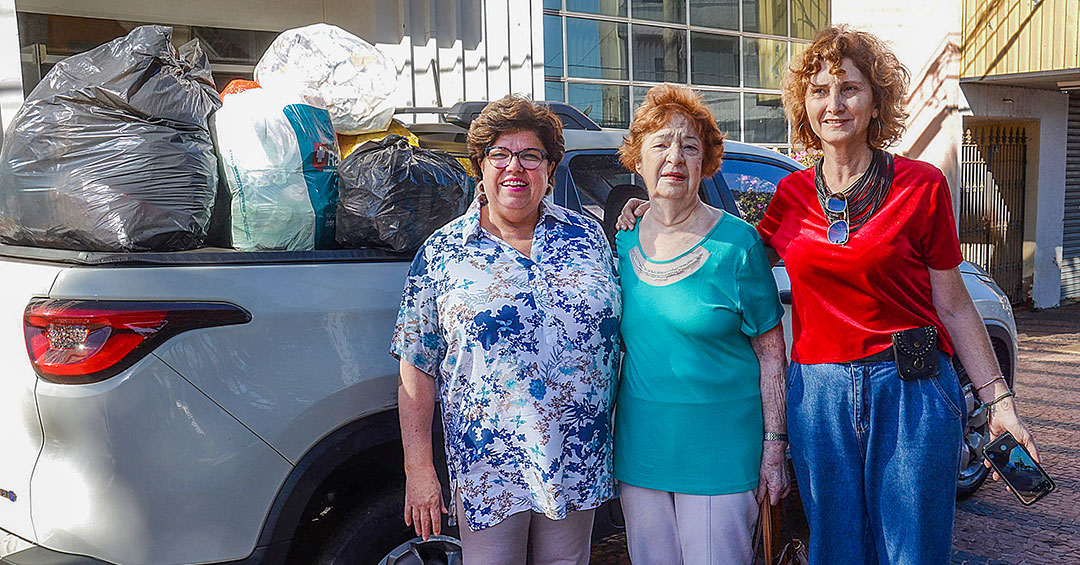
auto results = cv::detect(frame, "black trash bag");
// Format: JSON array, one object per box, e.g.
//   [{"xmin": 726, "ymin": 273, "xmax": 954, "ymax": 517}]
[
  {"xmin": 0, "ymin": 25, "xmax": 222, "ymax": 252},
  {"xmin": 337, "ymin": 135, "xmax": 468, "ymax": 252}
]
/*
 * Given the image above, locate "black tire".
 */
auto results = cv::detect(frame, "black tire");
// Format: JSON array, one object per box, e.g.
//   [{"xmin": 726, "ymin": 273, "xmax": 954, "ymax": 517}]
[
  {"xmin": 954, "ymin": 359, "xmax": 992, "ymax": 499},
  {"xmin": 313, "ymin": 483, "xmax": 417, "ymax": 564}
]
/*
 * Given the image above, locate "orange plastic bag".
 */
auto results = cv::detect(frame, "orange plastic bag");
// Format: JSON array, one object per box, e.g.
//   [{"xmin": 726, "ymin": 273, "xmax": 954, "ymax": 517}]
[{"xmin": 219, "ymin": 79, "xmax": 260, "ymax": 101}]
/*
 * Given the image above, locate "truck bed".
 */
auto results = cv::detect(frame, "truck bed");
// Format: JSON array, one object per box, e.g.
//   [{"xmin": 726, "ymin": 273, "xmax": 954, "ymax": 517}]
[{"xmin": 0, "ymin": 244, "xmax": 413, "ymax": 267}]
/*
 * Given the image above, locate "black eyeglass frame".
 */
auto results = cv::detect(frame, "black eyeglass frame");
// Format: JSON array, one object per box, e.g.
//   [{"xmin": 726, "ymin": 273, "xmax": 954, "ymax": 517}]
[{"xmin": 483, "ymin": 146, "xmax": 549, "ymax": 170}]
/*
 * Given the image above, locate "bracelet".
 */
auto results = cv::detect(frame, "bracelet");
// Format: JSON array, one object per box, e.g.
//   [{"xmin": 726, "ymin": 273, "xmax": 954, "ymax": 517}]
[
  {"xmin": 985, "ymin": 391, "xmax": 1015, "ymax": 408},
  {"xmin": 975, "ymin": 375, "xmax": 1006, "ymax": 393},
  {"xmin": 764, "ymin": 432, "xmax": 789, "ymax": 442}
]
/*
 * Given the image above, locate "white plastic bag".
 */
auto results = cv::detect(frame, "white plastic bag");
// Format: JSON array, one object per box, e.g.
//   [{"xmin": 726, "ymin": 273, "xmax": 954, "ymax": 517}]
[
  {"xmin": 255, "ymin": 23, "xmax": 398, "ymax": 135},
  {"xmin": 213, "ymin": 88, "xmax": 340, "ymax": 251}
]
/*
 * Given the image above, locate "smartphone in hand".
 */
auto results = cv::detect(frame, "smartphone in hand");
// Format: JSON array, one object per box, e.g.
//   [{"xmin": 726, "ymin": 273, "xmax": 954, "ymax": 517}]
[{"xmin": 982, "ymin": 432, "xmax": 1055, "ymax": 505}]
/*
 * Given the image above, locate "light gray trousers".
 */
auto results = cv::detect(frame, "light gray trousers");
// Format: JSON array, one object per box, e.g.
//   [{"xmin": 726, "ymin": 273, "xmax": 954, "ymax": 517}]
[
  {"xmin": 455, "ymin": 494, "xmax": 595, "ymax": 565},
  {"xmin": 619, "ymin": 482, "xmax": 758, "ymax": 565}
]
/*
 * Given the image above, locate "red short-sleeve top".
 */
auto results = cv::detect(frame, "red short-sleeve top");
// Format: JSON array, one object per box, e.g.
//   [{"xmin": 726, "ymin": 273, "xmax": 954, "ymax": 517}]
[{"xmin": 756, "ymin": 155, "xmax": 964, "ymax": 364}]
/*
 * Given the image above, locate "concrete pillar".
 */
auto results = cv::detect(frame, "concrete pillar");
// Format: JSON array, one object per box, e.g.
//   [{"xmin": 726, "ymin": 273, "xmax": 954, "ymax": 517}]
[{"xmin": 0, "ymin": 0, "xmax": 24, "ymax": 142}]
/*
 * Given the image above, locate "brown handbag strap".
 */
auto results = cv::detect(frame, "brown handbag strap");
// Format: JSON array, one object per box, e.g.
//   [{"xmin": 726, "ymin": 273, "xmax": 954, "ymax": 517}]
[{"xmin": 761, "ymin": 498, "xmax": 776, "ymax": 564}]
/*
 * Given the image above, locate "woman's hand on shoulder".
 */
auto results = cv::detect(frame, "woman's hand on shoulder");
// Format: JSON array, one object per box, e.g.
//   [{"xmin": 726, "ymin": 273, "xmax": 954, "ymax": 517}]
[
  {"xmin": 755, "ymin": 441, "xmax": 791, "ymax": 506},
  {"xmin": 404, "ymin": 466, "xmax": 446, "ymax": 541},
  {"xmin": 615, "ymin": 198, "xmax": 650, "ymax": 231}
]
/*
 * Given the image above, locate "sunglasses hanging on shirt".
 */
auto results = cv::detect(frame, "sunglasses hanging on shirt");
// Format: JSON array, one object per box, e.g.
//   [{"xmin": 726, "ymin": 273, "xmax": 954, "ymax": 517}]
[{"xmin": 814, "ymin": 149, "xmax": 894, "ymax": 245}]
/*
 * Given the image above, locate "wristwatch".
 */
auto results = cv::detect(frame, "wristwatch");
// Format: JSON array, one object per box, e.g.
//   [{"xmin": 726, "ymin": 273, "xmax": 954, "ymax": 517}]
[{"xmin": 764, "ymin": 432, "xmax": 788, "ymax": 442}]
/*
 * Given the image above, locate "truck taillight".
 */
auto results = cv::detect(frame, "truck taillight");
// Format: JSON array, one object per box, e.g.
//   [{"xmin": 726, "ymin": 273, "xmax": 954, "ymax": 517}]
[{"xmin": 24, "ymin": 299, "xmax": 251, "ymax": 384}]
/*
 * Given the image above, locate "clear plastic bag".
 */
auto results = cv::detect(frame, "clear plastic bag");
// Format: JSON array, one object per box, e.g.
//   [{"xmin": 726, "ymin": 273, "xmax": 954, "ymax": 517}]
[
  {"xmin": 214, "ymin": 88, "xmax": 339, "ymax": 251},
  {"xmin": 336, "ymin": 135, "xmax": 468, "ymax": 252},
  {"xmin": 0, "ymin": 26, "xmax": 220, "ymax": 252},
  {"xmin": 255, "ymin": 23, "xmax": 398, "ymax": 135}
]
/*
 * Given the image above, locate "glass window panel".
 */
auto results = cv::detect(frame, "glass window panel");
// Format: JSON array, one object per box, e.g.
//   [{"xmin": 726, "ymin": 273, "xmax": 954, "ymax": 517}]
[
  {"xmin": 690, "ymin": 32, "xmax": 738, "ymax": 87},
  {"xmin": 720, "ymin": 158, "xmax": 792, "ymax": 225},
  {"xmin": 568, "ymin": 83, "xmax": 631, "ymax": 128},
  {"xmin": 744, "ymin": 93, "xmax": 786, "ymax": 144},
  {"xmin": 690, "ymin": 0, "xmax": 738, "ymax": 30},
  {"xmin": 544, "ymin": 15, "xmax": 563, "ymax": 77},
  {"xmin": 790, "ymin": 41, "xmax": 808, "ymax": 66},
  {"xmin": 566, "ymin": 18, "xmax": 629, "ymax": 80},
  {"xmin": 742, "ymin": 0, "xmax": 788, "ymax": 36},
  {"xmin": 191, "ymin": 27, "xmax": 277, "ymax": 64},
  {"xmin": 632, "ymin": 25, "xmax": 686, "ymax": 83},
  {"xmin": 545, "ymin": 0, "xmax": 562, "ymax": 9},
  {"xmin": 792, "ymin": 0, "xmax": 829, "ymax": 40},
  {"xmin": 546, "ymin": 80, "xmax": 566, "ymax": 101},
  {"xmin": 566, "ymin": 0, "xmax": 628, "ymax": 17},
  {"xmin": 743, "ymin": 37, "xmax": 787, "ymax": 89},
  {"xmin": 632, "ymin": 85, "xmax": 651, "ymax": 115},
  {"xmin": 700, "ymin": 91, "xmax": 740, "ymax": 140},
  {"xmin": 631, "ymin": 0, "xmax": 686, "ymax": 24}
]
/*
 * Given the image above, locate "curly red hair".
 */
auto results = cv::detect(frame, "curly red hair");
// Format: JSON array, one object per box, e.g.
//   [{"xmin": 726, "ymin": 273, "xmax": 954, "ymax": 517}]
[
  {"xmin": 782, "ymin": 25, "xmax": 910, "ymax": 150},
  {"xmin": 618, "ymin": 84, "xmax": 725, "ymax": 177}
]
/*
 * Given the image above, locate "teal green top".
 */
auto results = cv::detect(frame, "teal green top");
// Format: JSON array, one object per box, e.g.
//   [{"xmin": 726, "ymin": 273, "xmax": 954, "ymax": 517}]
[{"xmin": 614, "ymin": 211, "xmax": 784, "ymax": 495}]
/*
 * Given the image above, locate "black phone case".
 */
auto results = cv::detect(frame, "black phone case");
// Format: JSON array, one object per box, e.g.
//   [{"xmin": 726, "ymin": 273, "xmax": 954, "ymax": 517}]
[{"xmin": 982, "ymin": 433, "xmax": 1056, "ymax": 505}]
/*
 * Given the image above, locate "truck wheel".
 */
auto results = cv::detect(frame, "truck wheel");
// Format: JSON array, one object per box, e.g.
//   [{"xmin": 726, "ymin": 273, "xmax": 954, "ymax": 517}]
[
  {"xmin": 314, "ymin": 484, "xmax": 416, "ymax": 564},
  {"xmin": 954, "ymin": 359, "xmax": 992, "ymax": 499}
]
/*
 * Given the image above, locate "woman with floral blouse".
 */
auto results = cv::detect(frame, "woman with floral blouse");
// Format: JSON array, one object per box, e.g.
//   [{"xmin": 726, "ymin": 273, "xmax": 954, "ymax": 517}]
[{"xmin": 391, "ymin": 95, "xmax": 621, "ymax": 564}]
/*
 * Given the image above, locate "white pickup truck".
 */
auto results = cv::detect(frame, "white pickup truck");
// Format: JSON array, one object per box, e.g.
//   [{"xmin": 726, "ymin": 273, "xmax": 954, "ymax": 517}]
[{"xmin": 0, "ymin": 110, "xmax": 1018, "ymax": 564}]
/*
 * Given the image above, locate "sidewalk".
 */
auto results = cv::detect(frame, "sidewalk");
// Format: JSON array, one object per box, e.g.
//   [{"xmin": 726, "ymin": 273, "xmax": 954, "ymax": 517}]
[
  {"xmin": 591, "ymin": 301, "xmax": 1080, "ymax": 564},
  {"xmin": 952, "ymin": 301, "xmax": 1080, "ymax": 564}
]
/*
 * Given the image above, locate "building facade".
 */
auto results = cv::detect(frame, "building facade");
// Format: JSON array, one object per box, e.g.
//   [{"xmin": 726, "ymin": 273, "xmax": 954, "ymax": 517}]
[
  {"xmin": 1, "ymin": 0, "xmax": 548, "ymax": 134},
  {"xmin": 540, "ymin": 0, "xmax": 828, "ymax": 146}
]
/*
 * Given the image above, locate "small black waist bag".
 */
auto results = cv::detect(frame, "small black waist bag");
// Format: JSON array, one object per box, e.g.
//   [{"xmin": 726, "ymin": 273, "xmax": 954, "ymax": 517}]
[{"xmin": 891, "ymin": 326, "xmax": 939, "ymax": 381}]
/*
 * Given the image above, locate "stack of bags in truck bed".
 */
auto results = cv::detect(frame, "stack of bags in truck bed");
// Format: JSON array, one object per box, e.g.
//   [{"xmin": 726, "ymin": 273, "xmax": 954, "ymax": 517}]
[{"xmin": 0, "ymin": 23, "xmax": 469, "ymax": 253}]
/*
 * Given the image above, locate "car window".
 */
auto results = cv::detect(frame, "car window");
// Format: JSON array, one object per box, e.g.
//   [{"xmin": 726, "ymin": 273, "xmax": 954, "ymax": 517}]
[
  {"xmin": 719, "ymin": 158, "xmax": 794, "ymax": 225},
  {"xmin": 567, "ymin": 154, "xmax": 642, "ymax": 221}
]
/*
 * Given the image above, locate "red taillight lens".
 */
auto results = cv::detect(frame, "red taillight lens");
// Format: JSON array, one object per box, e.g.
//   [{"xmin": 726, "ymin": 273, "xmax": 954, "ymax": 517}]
[{"xmin": 24, "ymin": 299, "xmax": 251, "ymax": 384}]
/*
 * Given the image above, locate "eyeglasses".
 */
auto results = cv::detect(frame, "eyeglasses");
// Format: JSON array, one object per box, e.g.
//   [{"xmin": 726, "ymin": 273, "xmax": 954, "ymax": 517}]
[
  {"xmin": 484, "ymin": 146, "xmax": 548, "ymax": 170},
  {"xmin": 824, "ymin": 192, "xmax": 849, "ymax": 245}
]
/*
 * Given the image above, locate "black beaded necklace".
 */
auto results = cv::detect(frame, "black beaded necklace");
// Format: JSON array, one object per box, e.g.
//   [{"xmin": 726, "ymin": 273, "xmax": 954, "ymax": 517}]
[{"xmin": 814, "ymin": 148, "xmax": 894, "ymax": 237}]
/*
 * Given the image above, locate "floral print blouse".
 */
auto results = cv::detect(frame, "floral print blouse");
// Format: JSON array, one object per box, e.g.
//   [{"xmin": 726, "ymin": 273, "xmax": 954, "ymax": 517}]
[{"xmin": 391, "ymin": 198, "xmax": 621, "ymax": 531}]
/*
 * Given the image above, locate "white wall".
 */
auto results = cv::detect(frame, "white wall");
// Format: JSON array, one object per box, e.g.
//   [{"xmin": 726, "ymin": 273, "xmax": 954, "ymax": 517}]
[
  {"xmin": 830, "ymin": 0, "xmax": 964, "ymax": 193},
  {"xmin": 961, "ymin": 83, "xmax": 1070, "ymax": 308},
  {"xmin": 0, "ymin": 0, "xmax": 24, "ymax": 140}
]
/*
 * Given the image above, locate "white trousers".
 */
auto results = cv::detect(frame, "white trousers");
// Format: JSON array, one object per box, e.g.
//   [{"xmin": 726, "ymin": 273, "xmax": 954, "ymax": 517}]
[
  {"xmin": 455, "ymin": 494, "xmax": 595, "ymax": 565},
  {"xmin": 619, "ymin": 482, "xmax": 758, "ymax": 565}
]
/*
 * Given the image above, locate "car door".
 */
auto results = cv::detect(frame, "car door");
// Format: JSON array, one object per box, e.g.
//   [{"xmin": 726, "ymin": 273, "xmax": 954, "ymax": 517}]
[{"xmin": 712, "ymin": 154, "xmax": 800, "ymax": 354}]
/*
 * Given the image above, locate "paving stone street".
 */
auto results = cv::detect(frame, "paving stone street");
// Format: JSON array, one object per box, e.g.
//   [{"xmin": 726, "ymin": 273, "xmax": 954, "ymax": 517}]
[
  {"xmin": 952, "ymin": 302, "xmax": 1080, "ymax": 564},
  {"xmin": 591, "ymin": 301, "xmax": 1080, "ymax": 565}
]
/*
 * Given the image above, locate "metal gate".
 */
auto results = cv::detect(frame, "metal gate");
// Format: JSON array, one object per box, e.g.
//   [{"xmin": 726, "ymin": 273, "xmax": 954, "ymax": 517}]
[
  {"xmin": 960, "ymin": 125, "xmax": 1027, "ymax": 304},
  {"xmin": 1063, "ymin": 93, "xmax": 1080, "ymax": 301}
]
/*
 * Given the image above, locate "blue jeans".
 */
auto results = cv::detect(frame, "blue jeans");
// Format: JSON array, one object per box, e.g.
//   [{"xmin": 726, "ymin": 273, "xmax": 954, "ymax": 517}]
[{"xmin": 787, "ymin": 352, "xmax": 965, "ymax": 565}]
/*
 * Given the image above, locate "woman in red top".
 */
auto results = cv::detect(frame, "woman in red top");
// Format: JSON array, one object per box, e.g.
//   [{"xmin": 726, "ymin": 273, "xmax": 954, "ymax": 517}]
[
  {"xmin": 760, "ymin": 26, "xmax": 1038, "ymax": 564},
  {"xmin": 622, "ymin": 25, "xmax": 1039, "ymax": 564}
]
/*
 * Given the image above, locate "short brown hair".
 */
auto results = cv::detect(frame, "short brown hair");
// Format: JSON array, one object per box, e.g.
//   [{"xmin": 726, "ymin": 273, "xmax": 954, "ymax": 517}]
[
  {"xmin": 618, "ymin": 84, "xmax": 725, "ymax": 177},
  {"xmin": 466, "ymin": 95, "xmax": 565, "ymax": 180},
  {"xmin": 782, "ymin": 25, "xmax": 910, "ymax": 150}
]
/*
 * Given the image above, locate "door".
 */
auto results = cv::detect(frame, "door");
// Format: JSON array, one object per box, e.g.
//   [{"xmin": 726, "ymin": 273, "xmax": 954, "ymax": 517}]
[
  {"xmin": 1062, "ymin": 93, "xmax": 1080, "ymax": 301},
  {"xmin": 960, "ymin": 125, "xmax": 1027, "ymax": 304}
]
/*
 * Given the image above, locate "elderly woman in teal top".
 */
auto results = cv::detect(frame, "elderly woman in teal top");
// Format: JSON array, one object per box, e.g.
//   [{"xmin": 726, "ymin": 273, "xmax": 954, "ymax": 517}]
[{"xmin": 613, "ymin": 84, "xmax": 790, "ymax": 565}]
